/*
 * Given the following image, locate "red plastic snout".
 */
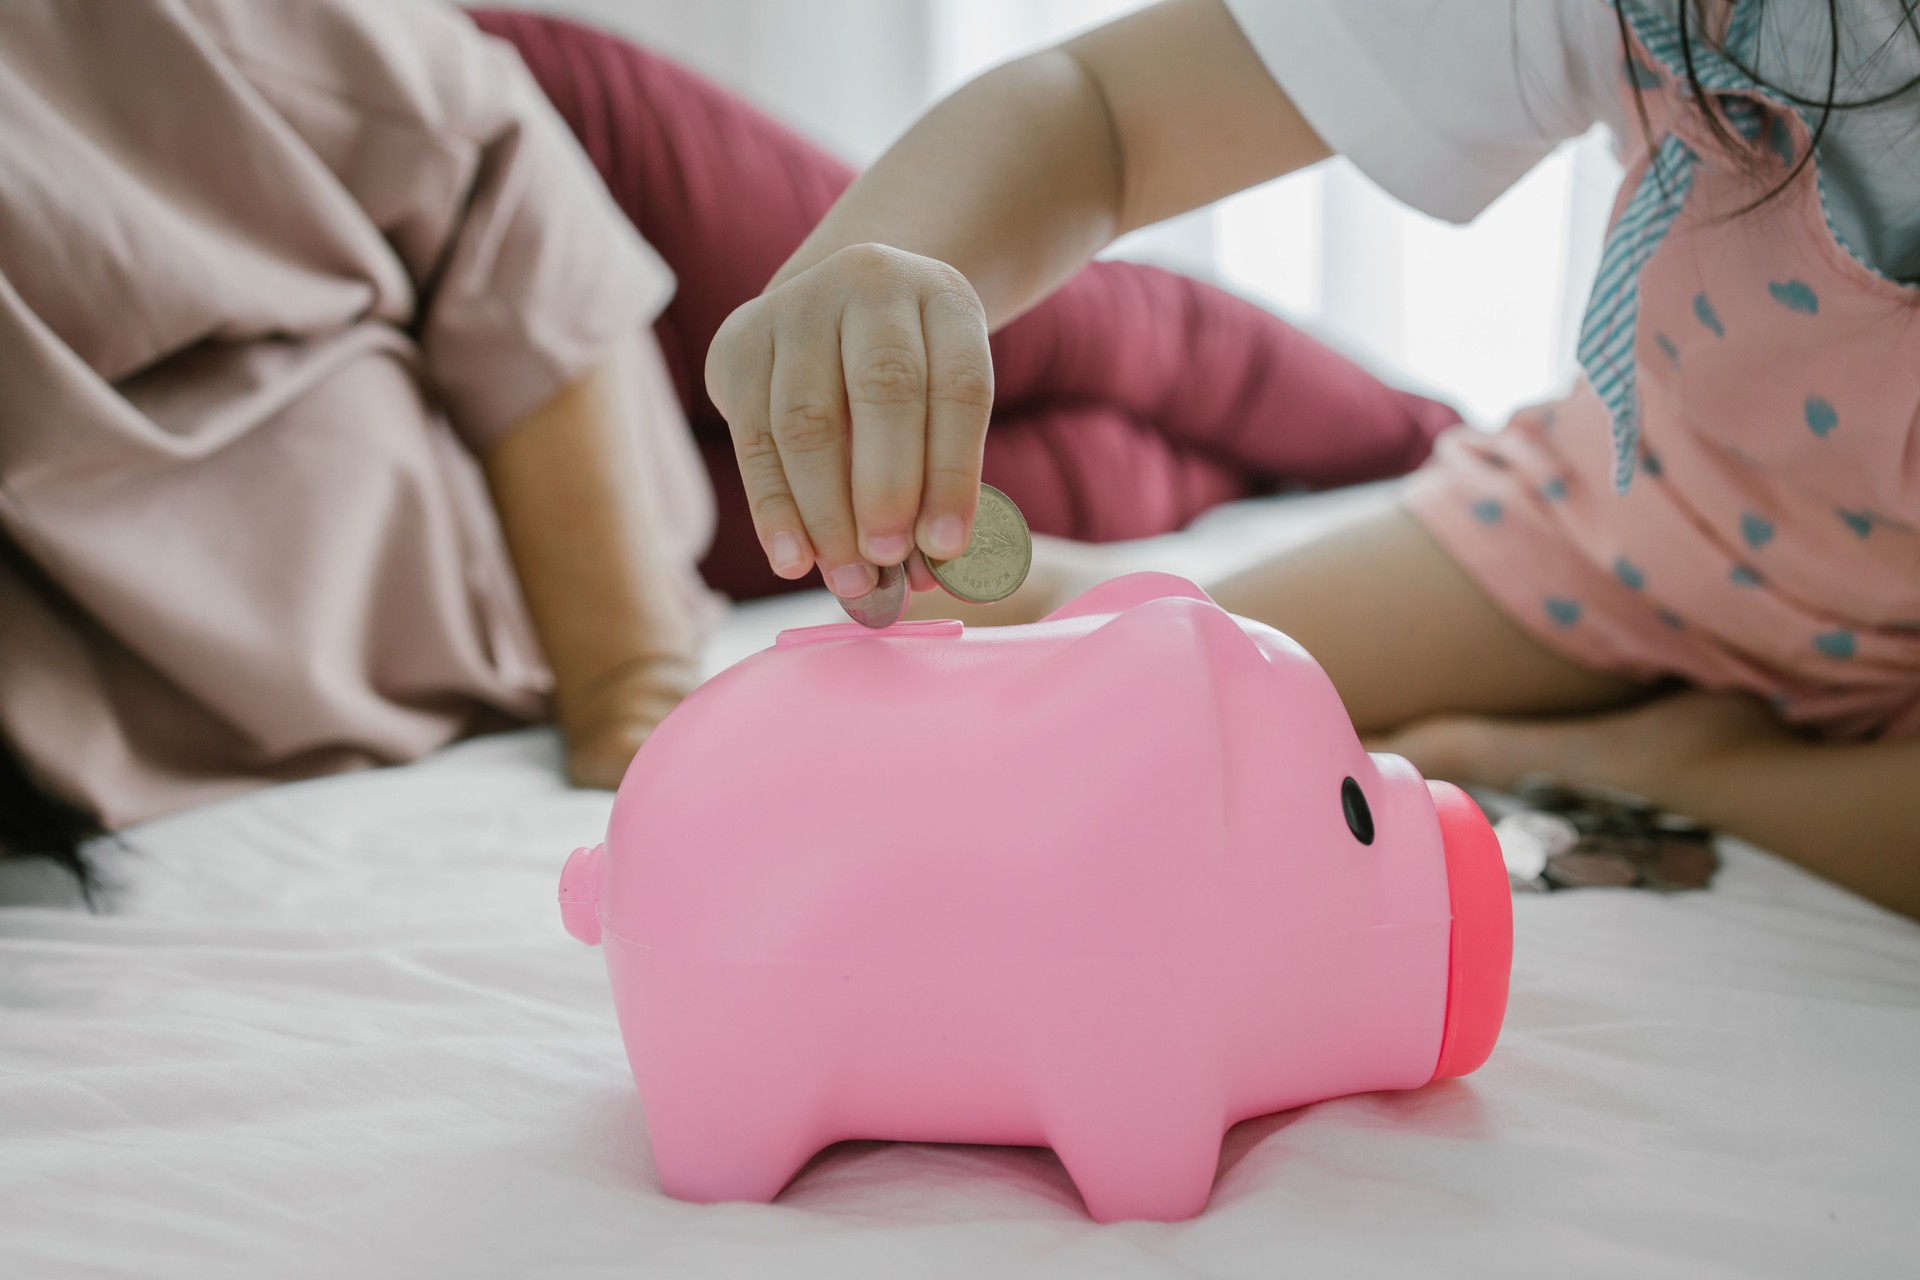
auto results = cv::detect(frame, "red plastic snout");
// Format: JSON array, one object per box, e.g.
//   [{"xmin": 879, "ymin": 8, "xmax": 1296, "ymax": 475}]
[{"xmin": 1428, "ymin": 783, "xmax": 1512, "ymax": 1080}]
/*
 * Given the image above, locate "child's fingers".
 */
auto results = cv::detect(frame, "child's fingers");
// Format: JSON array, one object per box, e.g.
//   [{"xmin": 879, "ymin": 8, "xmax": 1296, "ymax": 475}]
[
  {"xmin": 709, "ymin": 310, "xmax": 815, "ymax": 580},
  {"xmin": 916, "ymin": 278, "xmax": 994, "ymax": 561},
  {"xmin": 840, "ymin": 296, "xmax": 929, "ymax": 567},
  {"xmin": 768, "ymin": 316, "xmax": 873, "ymax": 600},
  {"xmin": 906, "ymin": 549, "xmax": 938, "ymax": 593}
]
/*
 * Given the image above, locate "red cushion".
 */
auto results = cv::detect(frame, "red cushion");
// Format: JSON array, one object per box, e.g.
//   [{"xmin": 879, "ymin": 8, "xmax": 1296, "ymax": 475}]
[{"xmin": 470, "ymin": 9, "xmax": 1459, "ymax": 600}]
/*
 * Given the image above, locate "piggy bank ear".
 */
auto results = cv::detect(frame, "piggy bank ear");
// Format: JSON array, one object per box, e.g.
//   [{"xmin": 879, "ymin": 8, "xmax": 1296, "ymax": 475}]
[
  {"xmin": 1042, "ymin": 572, "xmax": 1214, "ymax": 622},
  {"xmin": 1020, "ymin": 592, "xmax": 1270, "ymax": 722}
]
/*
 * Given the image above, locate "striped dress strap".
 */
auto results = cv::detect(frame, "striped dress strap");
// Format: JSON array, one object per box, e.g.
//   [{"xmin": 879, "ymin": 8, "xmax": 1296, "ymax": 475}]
[{"xmin": 1576, "ymin": 0, "xmax": 1772, "ymax": 492}]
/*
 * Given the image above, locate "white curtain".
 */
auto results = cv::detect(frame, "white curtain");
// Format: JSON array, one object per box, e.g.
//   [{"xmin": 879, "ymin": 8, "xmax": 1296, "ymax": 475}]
[{"xmin": 515, "ymin": 0, "xmax": 1622, "ymax": 427}]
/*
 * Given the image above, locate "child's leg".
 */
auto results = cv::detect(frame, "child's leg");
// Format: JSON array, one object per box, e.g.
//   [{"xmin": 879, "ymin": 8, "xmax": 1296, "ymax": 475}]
[
  {"xmin": 910, "ymin": 496, "xmax": 1645, "ymax": 733},
  {"xmin": 1205, "ymin": 502, "xmax": 1645, "ymax": 733}
]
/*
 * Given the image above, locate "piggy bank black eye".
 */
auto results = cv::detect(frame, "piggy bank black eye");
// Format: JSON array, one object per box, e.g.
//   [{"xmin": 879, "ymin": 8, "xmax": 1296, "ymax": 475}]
[{"xmin": 1341, "ymin": 777, "xmax": 1375, "ymax": 845}]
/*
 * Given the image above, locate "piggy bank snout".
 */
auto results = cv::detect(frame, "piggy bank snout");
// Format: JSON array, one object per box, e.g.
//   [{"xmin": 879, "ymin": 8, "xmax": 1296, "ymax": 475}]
[
  {"xmin": 1427, "ymin": 782, "xmax": 1512, "ymax": 1081},
  {"xmin": 558, "ymin": 844, "xmax": 606, "ymax": 946}
]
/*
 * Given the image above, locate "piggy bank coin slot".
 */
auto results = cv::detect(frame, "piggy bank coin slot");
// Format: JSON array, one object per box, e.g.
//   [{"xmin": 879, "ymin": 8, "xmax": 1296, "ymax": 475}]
[{"xmin": 776, "ymin": 618, "xmax": 965, "ymax": 648}]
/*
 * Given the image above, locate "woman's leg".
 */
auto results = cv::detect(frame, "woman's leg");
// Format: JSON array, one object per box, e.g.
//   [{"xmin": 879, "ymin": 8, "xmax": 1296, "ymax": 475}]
[{"xmin": 911, "ymin": 495, "xmax": 1645, "ymax": 733}]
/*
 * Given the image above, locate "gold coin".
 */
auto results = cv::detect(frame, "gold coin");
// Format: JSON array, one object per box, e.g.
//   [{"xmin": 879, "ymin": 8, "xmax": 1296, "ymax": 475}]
[{"xmin": 928, "ymin": 483, "xmax": 1032, "ymax": 604}]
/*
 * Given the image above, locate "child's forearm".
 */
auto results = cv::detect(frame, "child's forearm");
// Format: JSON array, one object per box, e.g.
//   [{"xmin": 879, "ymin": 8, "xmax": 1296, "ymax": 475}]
[
  {"xmin": 770, "ymin": 0, "xmax": 1327, "ymax": 324},
  {"xmin": 703, "ymin": 2, "xmax": 1328, "ymax": 584},
  {"xmin": 1667, "ymin": 737, "xmax": 1920, "ymax": 919},
  {"xmin": 481, "ymin": 354, "xmax": 702, "ymax": 784},
  {"xmin": 769, "ymin": 49, "xmax": 1123, "ymax": 326}
]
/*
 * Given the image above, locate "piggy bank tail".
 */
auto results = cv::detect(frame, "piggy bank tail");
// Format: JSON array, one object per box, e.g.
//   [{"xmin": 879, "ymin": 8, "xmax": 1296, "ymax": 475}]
[{"xmin": 559, "ymin": 844, "xmax": 605, "ymax": 946}]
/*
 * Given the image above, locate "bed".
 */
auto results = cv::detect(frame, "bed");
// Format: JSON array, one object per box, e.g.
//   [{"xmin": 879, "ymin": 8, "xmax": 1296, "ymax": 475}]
[{"xmin": 4, "ymin": 489, "xmax": 1917, "ymax": 1279}]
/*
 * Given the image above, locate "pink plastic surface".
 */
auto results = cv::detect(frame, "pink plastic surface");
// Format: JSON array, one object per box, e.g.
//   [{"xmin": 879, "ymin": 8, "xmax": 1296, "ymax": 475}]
[{"xmin": 562, "ymin": 573, "xmax": 1509, "ymax": 1221}]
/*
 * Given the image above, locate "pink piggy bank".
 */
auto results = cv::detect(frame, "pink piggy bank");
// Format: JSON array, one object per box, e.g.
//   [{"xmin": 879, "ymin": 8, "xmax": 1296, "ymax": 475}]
[{"xmin": 558, "ymin": 572, "xmax": 1511, "ymax": 1222}]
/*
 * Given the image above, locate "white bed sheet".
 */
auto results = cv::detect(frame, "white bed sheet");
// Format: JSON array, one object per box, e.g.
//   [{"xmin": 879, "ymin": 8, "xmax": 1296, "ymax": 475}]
[{"xmin": 4, "ymin": 491, "xmax": 1919, "ymax": 1280}]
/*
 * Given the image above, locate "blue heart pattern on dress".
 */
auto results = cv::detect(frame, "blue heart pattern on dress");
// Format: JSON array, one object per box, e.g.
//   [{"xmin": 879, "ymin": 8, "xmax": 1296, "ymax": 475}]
[
  {"xmin": 1471, "ymin": 499, "xmax": 1503, "ymax": 524},
  {"xmin": 1740, "ymin": 512, "xmax": 1775, "ymax": 549},
  {"xmin": 1654, "ymin": 332, "xmax": 1680, "ymax": 364},
  {"xmin": 1613, "ymin": 556, "xmax": 1646, "ymax": 590},
  {"xmin": 1544, "ymin": 596, "xmax": 1582, "ymax": 627},
  {"xmin": 1656, "ymin": 608, "xmax": 1686, "ymax": 630},
  {"xmin": 1541, "ymin": 477, "xmax": 1568, "ymax": 502},
  {"xmin": 1641, "ymin": 451, "xmax": 1664, "ymax": 477},
  {"xmin": 1805, "ymin": 397, "xmax": 1838, "ymax": 437},
  {"xmin": 1837, "ymin": 508, "xmax": 1874, "ymax": 538},
  {"xmin": 1694, "ymin": 293, "xmax": 1725, "ymax": 338},
  {"xmin": 1814, "ymin": 629, "xmax": 1857, "ymax": 660},
  {"xmin": 1768, "ymin": 280, "xmax": 1819, "ymax": 314},
  {"xmin": 1730, "ymin": 564, "xmax": 1764, "ymax": 587}
]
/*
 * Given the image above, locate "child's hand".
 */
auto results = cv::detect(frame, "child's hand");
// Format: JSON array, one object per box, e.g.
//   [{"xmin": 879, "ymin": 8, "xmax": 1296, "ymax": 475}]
[
  {"xmin": 704, "ymin": 244, "xmax": 995, "ymax": 599},
  {"xmin": 556, "ymin": 652, "xmax": 699, "ymax": 790}
]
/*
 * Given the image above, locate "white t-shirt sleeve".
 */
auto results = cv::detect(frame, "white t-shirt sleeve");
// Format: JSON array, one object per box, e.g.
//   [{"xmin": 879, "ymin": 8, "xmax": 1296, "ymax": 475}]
[{"xmin": 1220, "ymin": 0, "xmax": 1628, "ymax": 222}]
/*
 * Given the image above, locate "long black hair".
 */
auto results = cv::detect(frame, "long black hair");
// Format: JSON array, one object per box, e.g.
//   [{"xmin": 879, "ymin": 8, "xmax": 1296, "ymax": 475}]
[
  {"xmin": 0, "ymin": 529, "xmax": 108, "ymax": 903},
  {"xmin": 1621, "ymin": 0, "xmax": 1920, "ymax": 225},
  {"xmin": 0, "ymin": 731, "xmax": 106, "ymax": 903}
]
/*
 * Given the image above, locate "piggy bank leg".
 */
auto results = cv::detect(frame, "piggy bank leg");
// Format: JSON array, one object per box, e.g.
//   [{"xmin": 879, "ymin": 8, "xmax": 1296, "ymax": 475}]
[
  {"xmin": 1043, "ymin": 1078, "xmax": 1226, "ymax": 1222},
  {"xmin": 640, "ymin": 1038, "xmax": 828, "ymax": 1204},
  {"xmin": 646, "ymin": 1094, "xmax": 824, "ymax": 1206},
  {"xmin": 616, "ymin": 961, "xmax": 829, "ymax": 1206}
]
